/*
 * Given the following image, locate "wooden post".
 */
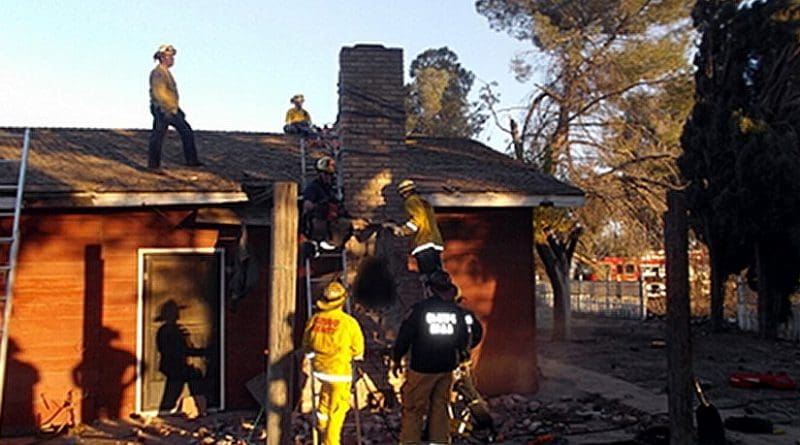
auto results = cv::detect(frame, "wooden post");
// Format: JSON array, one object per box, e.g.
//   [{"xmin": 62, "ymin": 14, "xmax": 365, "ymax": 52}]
[
  {"xmin": 665, "ymin": 190, "xmax": 692, "ymax": 445},
  {"xmin": 267, "ymin": 182, "xmax": 299, "ymax": 445}
]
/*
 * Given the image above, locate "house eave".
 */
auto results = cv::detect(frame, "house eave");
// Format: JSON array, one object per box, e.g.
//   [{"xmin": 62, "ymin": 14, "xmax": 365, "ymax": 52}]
[
  {"xmin": 425, "ymin": 192, "xmax": 585, "ymax": 208},
  {"xmin": 25, "ymin": 191, "xmax": 250, "ymax": 208}
]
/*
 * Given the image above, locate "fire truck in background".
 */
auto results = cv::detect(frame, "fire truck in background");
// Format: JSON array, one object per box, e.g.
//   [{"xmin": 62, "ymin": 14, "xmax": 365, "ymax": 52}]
[
  {"xmin": 592, "ymin": 252, "xmax": 667, "ymax": 299},
  {"xmin": 587, "ymin": 250, "xmax": 708, "ymax": 299}
]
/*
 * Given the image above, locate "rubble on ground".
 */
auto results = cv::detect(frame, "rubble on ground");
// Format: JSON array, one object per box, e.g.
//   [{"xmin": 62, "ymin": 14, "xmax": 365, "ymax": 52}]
[{"xmin": 40, "ymin": 390, "xmax": 665, "ymax": 444}]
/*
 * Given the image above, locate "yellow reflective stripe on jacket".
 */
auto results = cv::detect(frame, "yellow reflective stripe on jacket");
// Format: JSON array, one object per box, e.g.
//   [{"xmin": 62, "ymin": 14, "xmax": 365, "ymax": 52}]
[
  {"xmin": 411, "ymin": 242, "xmax": 444, "ymax": 255},
  {"xmin": 313, "ymin": 371, "xmax": 353, "ymax": 382}
]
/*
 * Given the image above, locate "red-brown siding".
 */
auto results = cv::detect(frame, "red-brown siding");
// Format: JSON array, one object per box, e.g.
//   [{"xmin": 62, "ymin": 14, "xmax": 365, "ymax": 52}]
[
  {"xmin": 1, "ymin": 210, "xmax": 269, "ymax": 433},
  {"xmin": 439, "ymin": 208, "xmax": 539, "ymax": 395}
]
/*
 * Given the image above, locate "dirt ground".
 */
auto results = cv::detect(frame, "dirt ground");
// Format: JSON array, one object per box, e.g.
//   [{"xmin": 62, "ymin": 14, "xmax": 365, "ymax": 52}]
[
  {"xmin": 539, "ymin": 315, "xmax": 800, "ymax": 423},
  {"xmin": 6, "ymin": 315, "xmax": 800, "ymax": 444},
  {"xmin": 537, "ymin": 315, "xmax": 800, "ymax": 443}
]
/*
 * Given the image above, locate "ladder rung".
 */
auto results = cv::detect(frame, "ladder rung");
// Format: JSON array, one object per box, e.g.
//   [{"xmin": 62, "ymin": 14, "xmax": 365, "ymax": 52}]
[
  {"xmin": 0, "ymin": 213, "xmax": 14, "ymax": 218},
  {"xmin": 0, "ymin": 266, "xmax": 11, "ymax": 272},
  {"xmin": 0, "ymin": 133, "xmax": 23, "ymax": 139},
  {"xmin": 0, "ymin": 198, "xmax": 17, "ymax": 209},
  {"xmin": 0, "ymin": 185, "xmax": 17, "ymax": 191},
  {"xmin": 0, "ymin": 238, "xmax": 13, "ymax": 244}
]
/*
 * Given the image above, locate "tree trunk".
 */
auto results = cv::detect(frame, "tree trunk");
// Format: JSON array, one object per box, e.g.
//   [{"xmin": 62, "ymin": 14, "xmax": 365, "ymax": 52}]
[
  {"xmin": 546, "ymin": 108, "xmax": 569, "ymax": 176},
  {"xmin": 539, "ymin": 248, "xmax": 571, "ymax": 341},
  {"xmin": 510, "ymin": 118, "xmax": 524, "ymax": 161},
  {"xmin": 535, "ymin": 226, "xmax": 581, "ymax": 342},
  {"xmin": 665, "ymin": 190, "xmax": 692, "ymax": 445},
  {"xmin": 755, "ymin": 241, "xmax": 778, "ymax": 339},
  {"xmin": 709, "ymin": 245, "xmax": 726, "ymax": 331}
]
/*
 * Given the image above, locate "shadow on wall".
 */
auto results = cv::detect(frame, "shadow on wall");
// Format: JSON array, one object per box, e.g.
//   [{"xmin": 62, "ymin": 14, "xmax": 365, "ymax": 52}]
[
  {"xmin": 71, "ymin": 326, "xmax": 137, "ymax": 420},
  {"xmin": 1, "ymin": 338, "xmax": 40, "ymax": 436},
  {"xmin": 439, "ymin": 209, "xmax": 539, "ymax": 396},
  {"xmin": 154, "ymin": 299, "xmax": 207, "ymax": 412}
]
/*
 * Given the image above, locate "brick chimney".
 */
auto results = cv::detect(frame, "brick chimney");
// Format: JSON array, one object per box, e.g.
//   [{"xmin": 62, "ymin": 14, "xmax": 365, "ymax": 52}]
[
  {"xmin": 337, "ymin": 44, "xmax": 418, "ymax": 331},
  {"xmin": 337, "ymin": 44, "xmax": 407, "ymax": 221}
]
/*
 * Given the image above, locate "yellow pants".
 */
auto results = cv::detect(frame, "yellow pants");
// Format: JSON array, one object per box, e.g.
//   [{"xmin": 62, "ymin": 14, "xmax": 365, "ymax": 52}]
[
  {"xmin": 316, "ymin": 379, "xmax": 352, "ymax": 445},
  {"xmin": 399, "ymin": 369, "xmax": 453, "ymax": 445}
]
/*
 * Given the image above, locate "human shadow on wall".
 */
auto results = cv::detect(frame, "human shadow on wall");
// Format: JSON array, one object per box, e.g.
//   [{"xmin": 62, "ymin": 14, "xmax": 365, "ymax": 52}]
[
  {"xmin": 71, "ymin": 327, "xmax": 137, "ymax": 419},
  {"xmin": 154, "ymin": 299, "xmax": 207, "ymax": 412},
  {"xmin": 1, "ymin": 338, "xmax": 39, "ymax": 436}
]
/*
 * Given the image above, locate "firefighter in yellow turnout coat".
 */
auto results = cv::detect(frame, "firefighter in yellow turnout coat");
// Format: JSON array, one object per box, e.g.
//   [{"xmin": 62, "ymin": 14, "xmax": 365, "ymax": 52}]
[
  {"xmin": 392, "ymin": 179, "xmax": 445, "ymax": 275},
  {"xmin": 302, "ymin": 282, "xmax": 365, "ymax": 445}
]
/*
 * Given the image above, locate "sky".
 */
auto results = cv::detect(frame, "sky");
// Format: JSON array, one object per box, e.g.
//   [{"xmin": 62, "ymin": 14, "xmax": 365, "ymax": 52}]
[{"xmin": 0, "ymin": 0, "xmax": 539, "ymax": 152}]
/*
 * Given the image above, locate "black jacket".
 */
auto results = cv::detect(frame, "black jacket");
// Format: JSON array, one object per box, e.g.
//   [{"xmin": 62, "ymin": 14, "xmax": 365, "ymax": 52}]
[{"xmin": 393, "ymin": 297, "xmax": 482, "ymax": 373}]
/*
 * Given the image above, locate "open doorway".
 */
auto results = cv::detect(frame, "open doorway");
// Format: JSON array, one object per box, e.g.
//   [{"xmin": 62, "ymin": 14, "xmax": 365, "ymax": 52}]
[{"xmin": 136, "ymin": 248, "xmax": 225, "ymax": 414}]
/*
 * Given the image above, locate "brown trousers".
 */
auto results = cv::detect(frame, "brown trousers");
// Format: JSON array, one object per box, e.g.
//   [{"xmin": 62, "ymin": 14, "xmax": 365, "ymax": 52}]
[{"xmin": 399, "ymin": 369, "xmax": 453, "ymax": 444}]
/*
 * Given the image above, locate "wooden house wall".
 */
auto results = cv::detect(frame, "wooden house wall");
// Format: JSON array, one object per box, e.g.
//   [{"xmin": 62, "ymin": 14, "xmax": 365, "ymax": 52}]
[
  {"xmin": 439, "ymin": 208, "xmax": 539, "ymax": 395},
  {"xmin": 0, "ymin": 210, "xmax": 269, "ymax": 433}
]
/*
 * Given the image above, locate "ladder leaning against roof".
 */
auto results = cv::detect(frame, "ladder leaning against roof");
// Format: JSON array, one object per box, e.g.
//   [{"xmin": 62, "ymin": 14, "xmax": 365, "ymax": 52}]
[
  {"xmin": 298, "ymin": 131, "xmax": 349, "ymax": 316},
  {"xmin": 298, "ymin": 130, "xmax": 363, "ymax": 445},
  {"xmin": 0, "ymin": 128, "xmax": 31, "ymax": 424}
]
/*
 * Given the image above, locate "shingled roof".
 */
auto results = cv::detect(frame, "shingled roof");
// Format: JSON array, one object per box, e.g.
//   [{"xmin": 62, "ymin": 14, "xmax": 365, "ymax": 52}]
[
  {"xmin": 0, "ymin": 127, "xmax": 582, "ymax": 208},
  {"xmin": 404, "ymin": 136, "xmax": 583, "ymax": 198}
]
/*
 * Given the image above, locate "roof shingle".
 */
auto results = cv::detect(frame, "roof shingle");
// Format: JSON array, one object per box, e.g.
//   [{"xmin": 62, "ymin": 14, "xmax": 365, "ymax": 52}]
[{"xmin": 0, "ymin": 128, "xmax": 582, "ymax": 202}]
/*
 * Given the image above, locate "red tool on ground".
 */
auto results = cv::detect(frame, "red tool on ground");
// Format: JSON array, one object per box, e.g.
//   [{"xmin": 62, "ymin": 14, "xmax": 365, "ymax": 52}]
[
  {"xmin": 527, "ymin": 433, "xmax": 556, "ymax": 444},
  {"xmin": 729, "ymin": 372, "xmax": 797, "ymax": 390}
]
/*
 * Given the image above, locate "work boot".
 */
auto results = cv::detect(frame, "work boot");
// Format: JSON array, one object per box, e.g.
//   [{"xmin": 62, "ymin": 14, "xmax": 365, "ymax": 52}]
[{"xmin": 301, "ymin": 240, "xmax": 320, "ymax": 261}]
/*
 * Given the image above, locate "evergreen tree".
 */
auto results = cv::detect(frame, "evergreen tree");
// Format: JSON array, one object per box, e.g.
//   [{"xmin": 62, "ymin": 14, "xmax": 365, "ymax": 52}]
[
  {"xmin": 680, "ymin": 0, "xmax": 800, "ymax": 337},
  {"xmin": 406, "ymin": 47, "xmax": 487, "ymax": 138},
  {"xmin": 477, "ymin": 0, "xmax": 694, "ymax": 338}
]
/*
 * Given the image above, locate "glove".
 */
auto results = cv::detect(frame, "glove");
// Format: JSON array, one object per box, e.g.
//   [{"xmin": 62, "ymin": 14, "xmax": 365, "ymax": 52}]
[
  {"xmin": 392, "ymin": 226, "xmax": 404, "ymax": 237},
  {"xmin": 391, "ymin": 361, "xmax": 403, "ymax": 379}
]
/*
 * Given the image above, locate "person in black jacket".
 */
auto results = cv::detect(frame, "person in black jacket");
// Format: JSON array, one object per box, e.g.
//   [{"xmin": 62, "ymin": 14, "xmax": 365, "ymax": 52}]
[
  {"xmin": 392, "ymin": 273, "xmax": 482, "ymax": 445},
  {"xmin": 300, "ymin": 155, "xmax": 352, "ymax": 258}
]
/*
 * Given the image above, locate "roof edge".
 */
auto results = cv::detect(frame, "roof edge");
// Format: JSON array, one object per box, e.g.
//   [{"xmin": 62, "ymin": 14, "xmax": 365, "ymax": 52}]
[
  {"xmin": 425, "ymin": 192, "xmax": 585, "ymax": 208},
  {"xmin": 25, "ymin": 191, "xmax": 249, "ymax": 208}
]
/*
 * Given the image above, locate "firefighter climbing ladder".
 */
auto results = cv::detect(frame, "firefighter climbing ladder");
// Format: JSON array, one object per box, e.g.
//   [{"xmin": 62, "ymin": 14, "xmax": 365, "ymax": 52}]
[
  {"xmin": 299, "ymin": 133, "xmax": 349, "ymax": 316},
  {"xmin": 0, "ymin": 128, "xmax": 32, "ymax": 424},
  {"xmin": 298, "ymin": 132, "xmax": 363, "ymax": 445}
]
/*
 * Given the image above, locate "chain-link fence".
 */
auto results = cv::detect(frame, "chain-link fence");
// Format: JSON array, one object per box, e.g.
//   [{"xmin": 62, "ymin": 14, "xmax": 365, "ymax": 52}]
[
  {"xmin": 736, "ymin": 278, "xmax": 800, "ymax": 341},
  {"xmin": 536, "ymin": 280, "xmax": 648, "ymax": 319}
]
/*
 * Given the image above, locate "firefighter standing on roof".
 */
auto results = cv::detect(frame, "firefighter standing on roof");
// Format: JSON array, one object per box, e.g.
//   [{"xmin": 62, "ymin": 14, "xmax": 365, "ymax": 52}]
[
  {"xmin": 392, "ymin": 277, "xmax": 480, "ymax": 445},
  {"xmin": 302, "ymin": 281, "xmax": 365, "ymax": 445},
  {"xmin": 148, "ymin": 44, "xmax": 202, "ymax": 169},
  {"xmin": 391, "ymin": 179, "xmax": 445, "ymax": 275}
]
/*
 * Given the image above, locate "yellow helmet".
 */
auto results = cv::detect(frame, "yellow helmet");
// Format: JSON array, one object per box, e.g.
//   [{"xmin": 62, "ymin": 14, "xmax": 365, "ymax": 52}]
[
  {"xmin": 324, "ymin": 281, "xmax": 347, "ymax": 301},
  {"xmin": 318, "ymin": 281, "xmax": 347, "ymax": 309},
  {"xmin": 397, "ymin": 179, "xmax": 416, "ymax": 195},
  {"xmin": 291, "ymin": 94, "xmax": 305, "ymax": 104},
  {"xmin": 316, "ymin": 156, "xmax": 336, "ymax": 174},
  {"xmin": 153, "ymin": 44, "xmax": 176, "ymax": 60}
]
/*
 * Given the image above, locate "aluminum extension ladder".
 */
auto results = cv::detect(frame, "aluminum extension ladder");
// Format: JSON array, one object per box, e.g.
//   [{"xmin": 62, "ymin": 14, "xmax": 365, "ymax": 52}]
[
  {"xmin": 298, "ymin": 132, "xmax": 362, "ymax": 445},
  {"xmin": 0, "ymin": 128, "xmax": 31, "ymax": 425}
]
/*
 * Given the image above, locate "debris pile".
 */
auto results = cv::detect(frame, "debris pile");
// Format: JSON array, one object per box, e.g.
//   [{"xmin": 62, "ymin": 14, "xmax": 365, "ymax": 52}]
[
  {"xmin": 282, "ymin": 392, "xmax": 661, "ymax": 444},
  {"xmin": 46, "ymin": 391, "xmax": 669, "ymax": 444}
]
